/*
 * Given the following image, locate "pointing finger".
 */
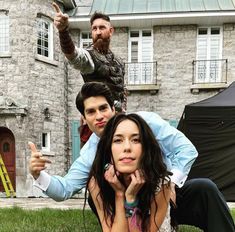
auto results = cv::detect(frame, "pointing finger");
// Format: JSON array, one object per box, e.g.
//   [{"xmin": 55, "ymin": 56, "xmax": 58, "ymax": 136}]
[
  {"xmin": 28, "ymin": 141, "xmax": 37, "ymax": 153},
  {"xmin": 52, "ymin": 2, "xmax": 61, "ymax": 13}
]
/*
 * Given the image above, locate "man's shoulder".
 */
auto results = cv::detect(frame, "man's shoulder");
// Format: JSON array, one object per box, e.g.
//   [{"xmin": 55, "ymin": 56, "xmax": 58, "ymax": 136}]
[
  {"xmin": 134, "ymin": 111, "xmax": 166, "ymax": 128},
  {"xmin": 135, "ymin": 111, "xmax": 160, "ymax": 119}
]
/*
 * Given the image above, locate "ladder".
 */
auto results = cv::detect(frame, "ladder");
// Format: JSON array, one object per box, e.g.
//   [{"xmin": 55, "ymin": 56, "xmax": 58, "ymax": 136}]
[{"xmin": 0, "ymin": 154, "xmax": 16, "ymax": 197}]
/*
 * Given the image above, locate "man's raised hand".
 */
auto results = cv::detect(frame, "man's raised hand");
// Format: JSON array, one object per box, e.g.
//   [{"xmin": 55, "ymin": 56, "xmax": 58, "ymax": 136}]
[
  {"xmin": 52, "ymin": 2, "xmax": 69, "ymax": 32},
  {"xmin": 28, "ymin": 142, "xmax": 51, "ymax": 179}
]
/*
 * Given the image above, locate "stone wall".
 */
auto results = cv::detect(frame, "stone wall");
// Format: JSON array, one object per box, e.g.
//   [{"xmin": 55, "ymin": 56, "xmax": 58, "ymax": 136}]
[
  {"xmin": 223, "ymin": 24, "xmax": 235, "ymax": 83},
  {"xmin": 0, "ymin": 0, "xmax": 68, "ymax": 196}
]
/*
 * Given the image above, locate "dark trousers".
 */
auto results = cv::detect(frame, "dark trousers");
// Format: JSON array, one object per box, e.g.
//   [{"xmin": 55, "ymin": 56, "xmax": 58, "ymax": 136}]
[
  {"xmin": 172, "ymin": 178, "xmax": 235, "ymax": 232},
  {"xmin": 88, "ymin": 178, "xmax": 235, "ymax": 232}
]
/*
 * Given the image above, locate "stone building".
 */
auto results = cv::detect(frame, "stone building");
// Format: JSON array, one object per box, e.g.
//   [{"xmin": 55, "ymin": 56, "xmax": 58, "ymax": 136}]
[
  {"xmin": 0, "ymin": 0, "xmax": 235, "ymax": 197},
  {"xmin": 0, "ymin": 0, "xmax": 73, "ymax": 197}
]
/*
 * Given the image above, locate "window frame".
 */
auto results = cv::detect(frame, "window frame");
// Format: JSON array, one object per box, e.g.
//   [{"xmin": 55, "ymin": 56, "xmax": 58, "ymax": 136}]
[
  {"xmin": 36, "ymin": 15, "xmax": 53, "ymax": 60},
  {"xmin": 127, "ymin": 29, "xmax": 154, "ymax": 84},
  {"xmin": 41, "ymin": 132, "xmax": 51, "ymax": 153},
  {"xmin": 0, "ymin": 10, "xmax": 10, "ymax": 55},
  {"xmin": 80, "ymin": 31, "xmax": 92, "ymax": 48},
  {"xmin": 3, "ymin": 142, "xmax": 10, "ymax": 152},
  {"xmin": 195, "ymin": 26, "xmax": 223, "ymax": 83}
]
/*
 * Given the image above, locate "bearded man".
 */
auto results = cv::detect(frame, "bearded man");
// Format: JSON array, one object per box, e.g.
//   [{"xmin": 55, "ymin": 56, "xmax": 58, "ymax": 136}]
[{"xmin": 53, "ymin": 2, "xmax": 126, "ymax": 112}]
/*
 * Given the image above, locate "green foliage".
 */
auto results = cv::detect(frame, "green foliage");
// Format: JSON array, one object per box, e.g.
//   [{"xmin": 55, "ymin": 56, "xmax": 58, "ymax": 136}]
[{"xmin": 0, "ymin": 207, "xmax": 234, "ymax": 232}]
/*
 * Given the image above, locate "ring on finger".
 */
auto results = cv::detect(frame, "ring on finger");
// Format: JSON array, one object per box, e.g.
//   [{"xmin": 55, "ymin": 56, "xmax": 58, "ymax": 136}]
[{"xmin": 104, "ymin": 163, "xmax": 110, "ymax": 170}]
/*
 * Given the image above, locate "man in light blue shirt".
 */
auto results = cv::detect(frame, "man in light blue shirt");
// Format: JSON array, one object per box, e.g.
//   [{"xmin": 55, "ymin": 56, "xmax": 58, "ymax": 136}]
[{"xmin": 29, "ymin": 82, "xmax": 235, "ymax": 232}]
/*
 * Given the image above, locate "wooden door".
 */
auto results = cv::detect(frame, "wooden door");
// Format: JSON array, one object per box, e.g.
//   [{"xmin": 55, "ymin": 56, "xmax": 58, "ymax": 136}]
[{"xmin": 0, "ymin": 127, "xmax": 16, "ymax": 192}]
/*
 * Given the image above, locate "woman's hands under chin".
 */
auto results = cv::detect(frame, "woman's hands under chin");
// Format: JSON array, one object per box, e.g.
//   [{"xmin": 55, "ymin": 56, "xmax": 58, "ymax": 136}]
[
  {"xmin": 125, "ymin": 169, "xmax": 145, "ymax": 203},
  {"xmin": 104, "ymin": 164, "xmax": 125, "ymax": 195}
]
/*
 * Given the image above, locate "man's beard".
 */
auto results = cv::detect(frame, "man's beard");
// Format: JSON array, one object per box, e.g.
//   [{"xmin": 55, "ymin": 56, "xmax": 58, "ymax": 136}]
[{"xmin": 93, "ymin": 37, "xmax": 110, "ymax": 54}]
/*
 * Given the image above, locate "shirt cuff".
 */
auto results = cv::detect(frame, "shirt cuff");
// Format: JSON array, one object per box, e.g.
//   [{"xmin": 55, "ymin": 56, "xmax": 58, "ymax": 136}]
[
  {"xmin": 33, "ymin": 171, "xmax": 51, "ymax": 191},
  {"xmin": 170, "ymin": 169, "xmax": 187, "ymax": 188}
]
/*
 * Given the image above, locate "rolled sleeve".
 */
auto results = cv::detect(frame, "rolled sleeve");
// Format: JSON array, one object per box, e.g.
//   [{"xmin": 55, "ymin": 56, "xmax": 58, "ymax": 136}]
[{"xmin": 69, "ymin": 47, "xmax": 95, "ymax": 74}]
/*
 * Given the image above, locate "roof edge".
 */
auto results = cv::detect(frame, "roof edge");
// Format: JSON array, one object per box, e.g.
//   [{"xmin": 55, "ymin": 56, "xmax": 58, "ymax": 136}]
[
  {"xmin": 57, "ymin": 0, "xmax": 77, "ymax": 11},
  {"xmin": 69, "ymin": 10, "xmax": 235, "ymax": 22}
]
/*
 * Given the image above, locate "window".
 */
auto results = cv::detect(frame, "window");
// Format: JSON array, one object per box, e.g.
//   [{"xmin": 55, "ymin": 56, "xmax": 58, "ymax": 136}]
[
  {"xmin": 80, "ymin": 32, "xmax": 92, "ymax": 48},
  {"xmin": 196, "ymin": 27, "xmax": 223, "ymax": 83},
  {"xmin": 41, "ymin": 132, "xmax": 50, "ymax": 152},
  {"xmin": 0, "ymin": 11, "xmax": 9, "ymax": 54},
  {"xmin": 80, "ymin": 31, "xmax": 92, "ymax": 48},
  {"xmin": 128, "ymin": 29, "xmax": 153, "ymax": 84},
  {"xmin": 3, "ymin": 142, "xmax": 10, "ymax": 152},
  {"xmin": 37, "ymin": 16, "xmax": 53, "ymax": 59}
]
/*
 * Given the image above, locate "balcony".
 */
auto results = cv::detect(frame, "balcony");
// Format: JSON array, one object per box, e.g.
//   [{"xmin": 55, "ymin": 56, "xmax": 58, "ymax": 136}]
[
  {"xmin": 124, "ymin": 61, "xmax": 159, "ymax": 93},
  {"xmin": 191, "ymin": 59, "xmax": 228, "ymax": 91}
]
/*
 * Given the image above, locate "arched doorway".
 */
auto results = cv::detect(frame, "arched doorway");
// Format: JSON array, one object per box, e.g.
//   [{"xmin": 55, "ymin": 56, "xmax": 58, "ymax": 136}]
[{"xmin": 0, "ymin": 127, "xmax": 16, "ymax": 192}]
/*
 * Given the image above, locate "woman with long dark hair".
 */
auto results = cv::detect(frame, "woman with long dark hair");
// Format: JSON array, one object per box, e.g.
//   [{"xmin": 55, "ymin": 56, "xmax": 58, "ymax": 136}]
[{"xmin": 86, "ymin": 113, "xmax": 175, "ymax": 232}]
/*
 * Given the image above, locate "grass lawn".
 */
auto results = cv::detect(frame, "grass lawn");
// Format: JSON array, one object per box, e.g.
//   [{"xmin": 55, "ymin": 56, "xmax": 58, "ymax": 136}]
[{"xmin": 0, "ymin": 207, "xmax": 234, "ymax": 232}]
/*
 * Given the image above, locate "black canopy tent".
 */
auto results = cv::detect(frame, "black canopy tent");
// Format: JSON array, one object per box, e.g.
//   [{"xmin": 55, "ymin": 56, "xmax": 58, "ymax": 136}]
[{"xmin": 178, "ymin": 82, "xmax": 235, "ymax": 201}]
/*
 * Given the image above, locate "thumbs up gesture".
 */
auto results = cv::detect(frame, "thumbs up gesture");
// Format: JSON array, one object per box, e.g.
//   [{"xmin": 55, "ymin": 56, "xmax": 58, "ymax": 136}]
[
  {"xmin": 52, "ymin": 2, "xmax": 69, "ymax": 32},
  {"xmin": 28, "ymin": 142, "xmax": 52, "ymax": 179}
]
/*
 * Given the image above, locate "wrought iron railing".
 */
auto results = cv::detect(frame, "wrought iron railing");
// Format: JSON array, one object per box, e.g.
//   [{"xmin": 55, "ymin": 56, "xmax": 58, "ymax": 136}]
[
  {"xmin": 192, "ymin": 59, "xmax": 228, "ymax": 84},
  {"xmin": 124, "ymin": 61, "xmax": 157, "ymax": 85}
]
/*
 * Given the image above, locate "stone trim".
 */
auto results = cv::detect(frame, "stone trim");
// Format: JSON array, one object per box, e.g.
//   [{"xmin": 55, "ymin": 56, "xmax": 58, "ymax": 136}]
[
  {"xmin": 0, "ymin": 52, "xmax": 11, "ymax": 58},
  {"xmin": 35, "ymin": 54, "xmax": 59, "ymax": 66},
  {"xmin": 127, "ymin": 84, "xmax": 160, "ymax": 95},
  {"xmin": 40, "ymin": 150, "xmax": 55, "ymax": 156},
  {"xmin": 0, "ymin": 107, "xmax": 27, "ymax": 116},
  {"xmin": 191, "ymin": 83, "xmax": 227, "ymax": 93}
]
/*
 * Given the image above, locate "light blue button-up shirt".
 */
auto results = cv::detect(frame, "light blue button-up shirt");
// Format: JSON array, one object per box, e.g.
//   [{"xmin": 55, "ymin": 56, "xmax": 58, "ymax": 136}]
[{"xmin": 34, "ymin": 111, "xmax": 198, "ymax": 201}]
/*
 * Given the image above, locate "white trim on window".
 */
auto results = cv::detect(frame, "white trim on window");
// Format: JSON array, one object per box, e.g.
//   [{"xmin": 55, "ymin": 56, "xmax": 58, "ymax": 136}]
[
  {"xmin": 128, "ymin": 29, "xmax": 153, "ymax": 84},
  {"xmin": 196, "ymin": 26, "xmax": 223, "ymax": 83},
  {"xmin": 0, "ymin": 11, "xmax": 10, "ymax": 54},
  {"xmin": 80, "ymin": 31, "xmax": 92, "ymax": 48},
  {"xmin": 41, "ymin": 132, "xmax": 50, "ymax": 152},
  {"xmin": 36, "ymin": 16, "xmax": 53, "ymax": 60}
]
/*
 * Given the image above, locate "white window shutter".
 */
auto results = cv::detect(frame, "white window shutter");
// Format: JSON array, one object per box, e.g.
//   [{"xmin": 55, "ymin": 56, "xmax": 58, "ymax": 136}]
[
  {"xmin": 128, "ymin": 30, "xmax": 153, "ymax": 84},
  {"xmin": 196, "ymin": 27, "xmax": 222, "ymax": 83},
  {"xmin": 197, "ymin": 36, "xmax": 207, "ymax": 60},
  {"xmin": 210, "ymin": 36, "xmax": 220, "ymax": 59},
  {"xmin": 141, "ymin": 35, "xmax": 153, "ymax": 84}
]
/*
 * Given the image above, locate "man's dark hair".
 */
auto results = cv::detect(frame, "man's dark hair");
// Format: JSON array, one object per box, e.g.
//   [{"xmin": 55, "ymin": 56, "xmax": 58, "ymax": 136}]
[
  {"xmin": 75, "ymin": 82, "xmax": 114, "ymax": 116},
  {"xmin": 90, "ymin": 11, "xmax": 111, "ymax": 25}
]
